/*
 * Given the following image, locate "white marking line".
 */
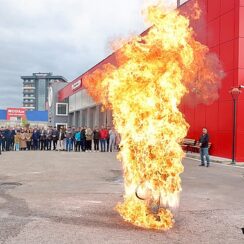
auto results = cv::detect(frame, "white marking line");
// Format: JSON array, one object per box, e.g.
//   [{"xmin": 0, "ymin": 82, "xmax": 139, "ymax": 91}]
[
  {"xmin": 185, "ymin": 157, "xmax": 244, "ymax": 169},
  {"xmin": 83, "ymin": 200, "xmax": 102, "ymax": 204}
]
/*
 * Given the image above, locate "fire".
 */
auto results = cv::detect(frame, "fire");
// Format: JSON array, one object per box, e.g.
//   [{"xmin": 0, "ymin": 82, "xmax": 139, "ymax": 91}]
[{"xmin": 84, "ymin": 2, "xmax": 222, "ymax": 230}]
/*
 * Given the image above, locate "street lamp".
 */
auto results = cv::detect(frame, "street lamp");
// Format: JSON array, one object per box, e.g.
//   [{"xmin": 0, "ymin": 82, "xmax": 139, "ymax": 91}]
[{"xmin": 229, "ymin": 87, "xmax": 242, "ymax": 164}]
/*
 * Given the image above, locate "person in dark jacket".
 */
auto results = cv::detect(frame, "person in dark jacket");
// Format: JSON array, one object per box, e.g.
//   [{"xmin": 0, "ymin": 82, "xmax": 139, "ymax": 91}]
[
  {"xmin": 106, "ymin": 126, "xmax": 110, "ymax": 152},
  {"xmin": 80, "ymin": 126, "xmax": 86, "ymax": 152},
  {"xmin": 0, "ymin": 128, "xmax": 3, "ymax": 154},
  {"xmin": 46, "ymin": 127, "xmax": 53, "ymax": 150},
  {"xmin": 199, "ymin": 128, "xmax": 210, "ymax": 167},
  {"xmin": 10, "ymin": 128, "xmax": 16, "ymax": 150},
  {"xmin": 40, "ymin": 128, "xmax": 47, "ymax": 150},
  {"xmin": 93, "ymin": 126, "xmax": 100, "ymax": 152},
  {"xmin": 65, "ymin": 127, "xmax": 73, "ymax": 152},
  {"xmin": 3, "ymin": 128, "xmax": 11, "ymax": 151},
  {"xmin": 52, "ymin": 127, "xmax": 59, "ymax": 150},
  {"xmin": 32, "ymin": 128, "xmax": 40, "ymax": 150}
]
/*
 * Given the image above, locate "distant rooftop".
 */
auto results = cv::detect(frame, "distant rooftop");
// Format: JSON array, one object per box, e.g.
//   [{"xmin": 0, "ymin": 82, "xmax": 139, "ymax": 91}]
[{"xmin": 21, "ymin": 72, "xmax": 67, "ymax": 82}]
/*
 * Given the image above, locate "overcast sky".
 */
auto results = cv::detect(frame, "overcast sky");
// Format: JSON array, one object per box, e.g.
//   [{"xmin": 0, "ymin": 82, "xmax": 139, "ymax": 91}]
[{"xmin": 0, "ymin": 0, "xmax": 176, "ymax": 109}]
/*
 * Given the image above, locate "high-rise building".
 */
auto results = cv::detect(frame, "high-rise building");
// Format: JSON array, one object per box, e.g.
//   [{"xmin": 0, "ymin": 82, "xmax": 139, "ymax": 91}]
[{"xmin": 21, "ymin": 73, "xmax": 67, "ymax": 111}]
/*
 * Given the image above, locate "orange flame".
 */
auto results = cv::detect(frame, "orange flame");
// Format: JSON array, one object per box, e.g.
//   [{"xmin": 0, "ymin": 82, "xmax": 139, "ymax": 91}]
[{"xmin": 83, "ymin": 2, "xmax": 223, "ymax": 230}]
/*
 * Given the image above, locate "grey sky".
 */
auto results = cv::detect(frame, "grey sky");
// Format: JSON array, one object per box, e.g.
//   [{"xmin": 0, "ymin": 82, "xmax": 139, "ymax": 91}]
[{"xmin": 0, "ymin": 0, "xmax": 176, "ymax": 109}]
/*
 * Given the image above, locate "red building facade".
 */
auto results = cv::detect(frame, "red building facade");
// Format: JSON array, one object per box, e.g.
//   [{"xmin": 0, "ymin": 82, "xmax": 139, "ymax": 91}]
[
  {"xmin": 180, "ymin": 0, "xmax": 244, "ymax": 162},
  {"xmin": 59, "ymin": 0, "xmax": 244, "ymax": 162}
]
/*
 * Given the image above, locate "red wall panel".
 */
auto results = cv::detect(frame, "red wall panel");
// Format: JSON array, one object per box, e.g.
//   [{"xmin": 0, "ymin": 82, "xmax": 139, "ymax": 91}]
[
  {"xmin": 220, "ymin": 10, "xmax": 235, "ymax": 43},
  {"xmin": 194, "ymin": 104, "xmax": 206, "ymax": 133},
  {"xmin": 221, "ymin": 0, "xmax": 235, "ymax": 14},
  {"xmin": 216, "ymin": 132, "xmax": 232, "ymax": 158},
  {"xmin": 206, "ymin": 101, "xmax": 219, "ymax": 131},
  {"xmin": 236, "ymin": 132, "xmax": 244, "ymax": 161},
  {"xmin": 234, "ymin": 3, "xmax": 240, "ymax": 38},
  {"xmin": 239, "ymin": 7, "xmax": 244, "ymax": 37},
  {"xmin": 208, "ymin": 19, "xmax": 220, "ymax": 47},
  {"xmin": 210, "ymin": 134, "xmax": 221, "ymax": 155},
  {"xmin": 238, "ymin": 38, "xmax": 244, "ymax": 68},
  {"xmin": 218, "ymin": 71, "xmax": 234, "ymax": 101},
  {"xmin": 237, "ymin": 100, "xmax": 244, "ymax": 132},
  {"xmin": 238, "ymin": 68, "xmax": 244, "ymax": 85},
  {"xmin": 183, "ymin": 107, "xmax": 195, "ymax": 129},
  {"xmin": 218, "ymin": 101, "xmax": 232, "ymax": 131},
  {"xmin": 234, "ymin": 39, "xmax": 239, "ymax": 69},
  {"xmin": 220, "ymin": 40, "xmax": 235, "ymax": 71},
  {"xmin": 208, "ymin": 0, "xmax": 221, "ymax": 21}
]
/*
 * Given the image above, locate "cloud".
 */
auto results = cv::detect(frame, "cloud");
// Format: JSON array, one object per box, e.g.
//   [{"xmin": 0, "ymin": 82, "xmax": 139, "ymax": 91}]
[{"xmin": 0, "ymin": 0, "xmax": 176, "ymax": 109}]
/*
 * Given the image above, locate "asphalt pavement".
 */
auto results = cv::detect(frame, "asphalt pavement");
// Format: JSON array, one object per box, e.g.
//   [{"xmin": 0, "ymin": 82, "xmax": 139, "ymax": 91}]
[{"xmin": 0, "ymin": 151, "xmax": 244, "ymax": 244}]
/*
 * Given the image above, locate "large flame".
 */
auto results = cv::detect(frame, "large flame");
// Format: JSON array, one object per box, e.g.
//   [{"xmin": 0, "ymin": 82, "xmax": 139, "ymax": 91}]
[{"xmin": 84, "ymin": 2, "xmax": 222, "ymax": 230}]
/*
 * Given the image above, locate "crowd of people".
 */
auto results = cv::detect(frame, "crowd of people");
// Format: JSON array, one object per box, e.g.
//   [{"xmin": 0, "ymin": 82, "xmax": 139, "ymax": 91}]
[{"xmin": 0, "ymin": 125, "xmax": 120, "ymax": 154}]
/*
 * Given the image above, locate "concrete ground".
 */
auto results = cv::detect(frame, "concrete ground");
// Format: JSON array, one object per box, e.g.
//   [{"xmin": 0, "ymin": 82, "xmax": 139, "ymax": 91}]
[{"xmin": 0, "ymin": 151, "xmax": 244, "ymax": 244}]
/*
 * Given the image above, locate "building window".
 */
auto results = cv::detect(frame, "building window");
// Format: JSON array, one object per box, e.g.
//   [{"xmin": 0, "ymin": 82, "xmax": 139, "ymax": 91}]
[{"xmin": 56, "ymin": 103, "xmax": 68, "ymax": 116}]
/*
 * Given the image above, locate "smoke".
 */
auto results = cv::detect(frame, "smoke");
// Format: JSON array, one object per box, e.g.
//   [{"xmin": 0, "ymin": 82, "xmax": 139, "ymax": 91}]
[{"xmin": 182, "ymin": 52, "xmax": 225, "ymax": 107}]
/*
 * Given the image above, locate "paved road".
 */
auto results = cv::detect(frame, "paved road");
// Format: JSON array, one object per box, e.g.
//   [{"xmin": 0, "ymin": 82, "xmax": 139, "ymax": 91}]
[{"xmin": 0, "ymin": 151, "xmax": 243, "ymax": 244}]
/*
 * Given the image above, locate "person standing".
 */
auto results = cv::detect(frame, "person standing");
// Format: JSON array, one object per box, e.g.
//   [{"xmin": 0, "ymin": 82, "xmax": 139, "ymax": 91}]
[
  {"xmin": 109, "ymin": 127, "xmax": 116, "ymax": 152},
  {"xmin": 57, "ymin": 127, "xmax": 65, "ymax": 151},
  {"xmin": 14, "ymin": 131, "xmax": 21, "ymax": 151},
  {"xmin": 85, "ymin": 127, "xmax": 93, "ymax": 152},
  {"xmin": 26, "ymin": 129, "xmax": 32, "ymax": 151},
  {"xmin": 20, "ymin": 130, "xmax": 27, "ymax": 151},
  {"xmin": 40, "ymin": 128, "xmax": 47, "ymax": 150},
  {"xmin": 10, "ymin": 128, "xmax": 16, "ymax": 151},
  {"xmin": 0, "ymin": 128, "xmax": 3, "ymax": 155},
  {"xmin": 46, "ymin": 127, "xmax": 53, "ymax": 150},
  {"xmin": 63, "ymin": 128, "xmax": 67, "ymax": 151},
  {"xmin": 52, "ymin": 127, "xmax": 59, "ymax": 151},
  {"xmin": 71, "ymin": 127, "xmax": 76, "ymax": 151},
  {"xmin": 115, "ymin": 132, "xmax": 121, "ymax": 151},
  {"xmin": 99, "ymin": 125, "xmax": 108, "ymax": 152},
  {"xmin": 75, "ymin": 129, "xmax": 81, "ymax": 152},
  {"xmin": 65, "ymin": 127, "xmax": 73, "ymax": 152},
  {"xmin": 199, "ymin": 128, "xmax": 210, "ymax": 167},
  {"xmin": 93, "ymin": 126, "xmax": 100, "ymax": 152},
  {"xmin": 32, "ymin": 128, "xmax": 40, "ymax": 150},
  {"xmin": 80, "ymin": 127, "xmax": 86, "ymax": 152},
  {"xmin": 3, "ymin": 127, "xmax": 11, "ymax": 151},
  {"xmin": 106, "ymin": 126, "xmax": 110, "ymax": 152},
  {"xmin": 2, "ymin": 128, "xmax": 6, "ymax": 151}
]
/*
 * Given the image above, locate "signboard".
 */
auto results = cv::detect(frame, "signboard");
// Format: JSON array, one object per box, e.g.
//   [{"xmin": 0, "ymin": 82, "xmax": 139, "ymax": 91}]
[
  {"xmin": 6, "ymin": 108, "xmax": 26, "ymax": 121},
  {"xmin": 72, "ymin": 79, "xmax": 82, "ymax": 91}
]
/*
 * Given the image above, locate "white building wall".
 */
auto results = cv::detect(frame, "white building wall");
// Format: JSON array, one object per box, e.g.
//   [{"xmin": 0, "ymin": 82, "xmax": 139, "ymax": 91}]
[{"xmin": 69, "ymin": 89, "xmax": 96, "ymax": 113}]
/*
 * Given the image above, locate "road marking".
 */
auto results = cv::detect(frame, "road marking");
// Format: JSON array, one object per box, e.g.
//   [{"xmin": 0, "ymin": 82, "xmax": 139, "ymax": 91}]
[
  {"xmin": 84, "ymin": 200, "xmax": 102, "ymax": 204},
  {"xmin": 185, "ymin": 157, "xmax": 244, "ymax": 169}
]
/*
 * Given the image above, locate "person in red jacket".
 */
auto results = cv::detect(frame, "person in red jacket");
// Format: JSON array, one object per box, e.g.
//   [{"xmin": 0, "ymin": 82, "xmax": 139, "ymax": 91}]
[{"xmin": 99, "ymin": 125, "xmax": 108, "ymax": 152}]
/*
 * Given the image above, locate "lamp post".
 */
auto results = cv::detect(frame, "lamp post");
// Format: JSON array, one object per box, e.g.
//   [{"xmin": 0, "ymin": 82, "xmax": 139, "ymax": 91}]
[{"xmin": 229, "ymin": 87, "xmax": 242, "ymax": 164}]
